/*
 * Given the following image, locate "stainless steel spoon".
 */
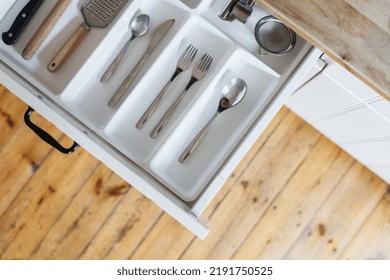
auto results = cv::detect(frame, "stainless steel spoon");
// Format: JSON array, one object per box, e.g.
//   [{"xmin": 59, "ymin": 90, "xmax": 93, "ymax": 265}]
[
  {"xmin": 179, "ymin": 78, "xmax": 247, "ymax": 163},
  {"xmin": 100, "ymin": 14, "xmax": 150, "ymax": 83}
]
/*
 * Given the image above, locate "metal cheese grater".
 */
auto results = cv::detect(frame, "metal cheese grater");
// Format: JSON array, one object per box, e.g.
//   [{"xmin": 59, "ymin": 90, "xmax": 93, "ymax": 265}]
[
  {"xmin": 81, "ymin": 0, "xmax": 128, "ymax": 28},
  {"xmin": 48, "ymin": 0, "xmax": 129, "ymax": 72}
]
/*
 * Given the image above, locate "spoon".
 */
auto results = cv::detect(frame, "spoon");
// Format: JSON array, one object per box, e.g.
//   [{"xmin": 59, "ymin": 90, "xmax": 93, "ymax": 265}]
[
  {"xmin": 100, "ymin": 14, "xmax": 150, "ymax": 83},
  {"xmin": 179, "ymin": 78, "xmax": 247, "ymax": 163}
]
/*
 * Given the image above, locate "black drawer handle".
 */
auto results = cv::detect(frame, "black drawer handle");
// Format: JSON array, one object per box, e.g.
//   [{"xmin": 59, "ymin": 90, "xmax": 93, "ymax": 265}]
[{"xmin": 24, "ymin": 106, "xmax": 79, "ymax": 154}]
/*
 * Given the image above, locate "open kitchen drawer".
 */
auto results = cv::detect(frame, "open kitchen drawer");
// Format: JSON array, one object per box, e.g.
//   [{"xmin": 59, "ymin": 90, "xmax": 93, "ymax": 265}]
[{"xmin": 0, "ymin": 0, "xmax": 322, "ymax": 238}]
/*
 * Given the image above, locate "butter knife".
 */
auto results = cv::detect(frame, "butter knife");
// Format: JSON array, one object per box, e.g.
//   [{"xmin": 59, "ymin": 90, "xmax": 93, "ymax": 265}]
[
  {"xmin": 108, "ymin": 19, "xmax": 175, "ymax": 108},
  {"xmin": 2, "ymin": 0, "xmax": 45, "ymax": 45}
]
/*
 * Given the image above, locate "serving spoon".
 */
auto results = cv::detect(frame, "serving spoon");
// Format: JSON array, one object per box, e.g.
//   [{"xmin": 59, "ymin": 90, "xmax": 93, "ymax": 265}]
[
  {"xmin": 179, "ymin": 78, "xmax": 247, "ymax": 163},
  {"xmin": 100, "ymin": 14, "xmax": 150, "ymax": 83}
]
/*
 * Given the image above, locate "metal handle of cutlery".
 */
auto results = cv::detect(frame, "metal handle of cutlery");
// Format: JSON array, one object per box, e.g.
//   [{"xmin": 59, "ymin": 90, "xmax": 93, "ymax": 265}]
[
  {"xmin": 100, "ymin": 34, "xmax": 135, "ymax": 83},
  {"xmin": 136, "ymin": 78, "xmax": 172, "ymax": 129},
  {"xmin": 108, "ymin": 50, "xmax": 150, "ymax": 108},
  {"xmin": 150, "ymin": 87, "xmax": 189, "ymax": 138},
  {"xmin": 179, "ymin": 112, "xmax": 219, "ymax": 163},
  {"xmin": 136, "ymin": 45, "xmax": 198, "ymax": 129},
  {"xmin": 108, "ymin": 19, "xmax": 175, "ymax": 108},
  {"xmin": 150, "ymin": 53, "xmax": 213, "ymax": 138}
]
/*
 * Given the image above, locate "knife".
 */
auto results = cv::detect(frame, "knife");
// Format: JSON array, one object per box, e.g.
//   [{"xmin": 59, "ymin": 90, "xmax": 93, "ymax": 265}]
[
  {"xmin": 108, "ymin": 19, "xmax": 175, "ymax": 108},
  {"xmin": 2, "ymin": 0, "xmax": 45, "ymax": 45}
]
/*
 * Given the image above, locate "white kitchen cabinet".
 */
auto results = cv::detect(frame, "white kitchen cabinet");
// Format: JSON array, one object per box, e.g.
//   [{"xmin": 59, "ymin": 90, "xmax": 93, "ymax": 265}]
[
  {"xmin": 0, "ymin": 0, "xmax": 322, "ymax": 238},
  {"xmin": 370, "ymin": 166, "xmax": 390, "ymax": 184},
  {"xmin": 314, "ymin": 106, "xmax": 390, "ymax": 144},
  {"xmin": 287, "ymin": 55, "xmax": 390, "ymax": 184},
  {"xmin": 370, "ymin": 99, "xmax": 390, "ymax": 121},
  {"xmin": 343, "ymin": 141, "xmax": 390, "ymax": 166}
]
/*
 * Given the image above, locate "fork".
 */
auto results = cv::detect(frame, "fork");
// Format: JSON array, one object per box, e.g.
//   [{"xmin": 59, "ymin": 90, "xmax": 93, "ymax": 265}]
[
  {"xmin": 136, "ymin": 45, "xmax": 198, "ymax": 129},
  {"xmin": 150, "ymin": 53, "xmax": 213, "ymax": 138}
]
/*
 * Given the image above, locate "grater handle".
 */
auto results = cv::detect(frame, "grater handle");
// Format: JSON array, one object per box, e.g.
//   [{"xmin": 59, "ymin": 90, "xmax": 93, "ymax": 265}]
[{"xmin": 47, "ymin": 22, "xmax": 90, "ymax": 72}]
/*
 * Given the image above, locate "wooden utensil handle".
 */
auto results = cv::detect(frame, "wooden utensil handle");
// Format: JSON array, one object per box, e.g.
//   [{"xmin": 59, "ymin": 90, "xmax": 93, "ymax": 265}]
[
  {"xmin": 22, "ymin": 0, "xmax": 72, "ymax": 60},
  {"xmin": 47, "ymin": 23, "xmax": 90, "ymax": 72}
]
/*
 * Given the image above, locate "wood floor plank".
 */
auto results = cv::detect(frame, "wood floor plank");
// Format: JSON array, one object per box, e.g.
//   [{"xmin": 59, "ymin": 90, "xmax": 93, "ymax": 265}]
[
  {"xmin": 1, "ymin": 86, "xmax": 388, "ymax": 259},
  {"xmin": 78, "ymin": 108, "xmax": 289, "ymax": 260},
  {"xmin": 0, "ymin": 86, "xmax": 27, "ymax": 148},
  {"xmin": 77, "ymin": 189, "xmax": 163, "ymax": 260},
  {"xmin": 284, "ymin": 162, "xmax": 387, "ymax": 259},
  {"xmin": 28, "ymin": 165, "xmax": 118, "ymax": 259},
  {"xmin": 0, "ymin": 111, "xmax": 66, "ymax": 219},
  {"xmin": 180, "ymin": 110, "xmax": 322, "ymax": 259},
  {"xmin": 232, "ymin": 137, "xmax": 354, "ymax": 259},
  {"xmin": 129, "ymin": 107, "xmax": 291, "ymax": 260},
  {"xmin": 340, "ymin": 193, "xmax": 390, "ymax": 259},
  {"xmin": 0, "ymin": 149, "xmax": 100, "ymax": 259},
  {"xmin": 129, "ymin": 213, "xmax": 194, "ymax": 260}
]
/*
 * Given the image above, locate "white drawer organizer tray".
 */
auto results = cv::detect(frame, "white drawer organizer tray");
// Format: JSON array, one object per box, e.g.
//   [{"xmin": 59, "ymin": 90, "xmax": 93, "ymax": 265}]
[{"xmin": 0, "ymin": 0, "xmax": 322, "ymax": 238}]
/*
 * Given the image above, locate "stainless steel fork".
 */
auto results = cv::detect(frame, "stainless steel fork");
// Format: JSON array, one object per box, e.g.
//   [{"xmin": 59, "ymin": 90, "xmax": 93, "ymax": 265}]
[
  {"xmin": 136, "ymin": 45, "xmax": 198, "ymax": 129},
  {"xmin": 150, "ymin": 53, "xmax": 213, "ymax": 138}
]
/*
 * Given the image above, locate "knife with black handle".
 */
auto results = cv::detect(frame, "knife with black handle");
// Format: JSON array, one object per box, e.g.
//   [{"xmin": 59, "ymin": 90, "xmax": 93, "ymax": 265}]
[{"xmin": 2, "ymin": 0, "xmax": 45, "ymax": 45}]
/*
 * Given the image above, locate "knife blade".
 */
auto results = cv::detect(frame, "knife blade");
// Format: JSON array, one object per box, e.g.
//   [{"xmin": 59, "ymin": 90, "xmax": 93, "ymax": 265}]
[
  {"xmin": 108, "ymin": 19, "xmax": 175, "ymax": 108},
  {"xmin": 2, "ymin": 0, "xmax": 45, "ymax": 45}
]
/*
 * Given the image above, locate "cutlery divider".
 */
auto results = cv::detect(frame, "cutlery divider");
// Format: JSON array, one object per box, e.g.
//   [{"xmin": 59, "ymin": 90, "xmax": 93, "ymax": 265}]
[
  {"xmin": 0, "ymin": 0, "xmax": 313, "ymax": 203},
  {"xmin": 149, "ymin": 49, "xmax": 280, "ymax": 201},
  {"xmin": 104, "ymin": 15, "xmax": 235, "ymax": 164},
  {"xmin": 200, "ymin": 0, "xmax": 311, "ymax": 74},
  {"xmin": 60, "ymin": 0, "xmax": 191, "ymax": 129}
]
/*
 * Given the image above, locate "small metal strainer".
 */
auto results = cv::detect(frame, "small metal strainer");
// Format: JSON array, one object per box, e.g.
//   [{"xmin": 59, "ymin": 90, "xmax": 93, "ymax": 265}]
[{"xmin": 254, "ymin": 15, "xmax": 296, "ymax": 56}]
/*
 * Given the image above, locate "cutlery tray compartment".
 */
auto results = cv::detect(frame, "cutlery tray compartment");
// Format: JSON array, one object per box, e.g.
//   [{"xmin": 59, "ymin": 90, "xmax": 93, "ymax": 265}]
[
  {"xmin": 149, "ymin": 49, "xmax": 280, "ymax": 200},
  {"xmin": 104, "ymin": 16, "xmax": 235, "ymax": 163},
  {"xmin": 0, "ymin": 0, "xmax": 320, "ymax": 236}
]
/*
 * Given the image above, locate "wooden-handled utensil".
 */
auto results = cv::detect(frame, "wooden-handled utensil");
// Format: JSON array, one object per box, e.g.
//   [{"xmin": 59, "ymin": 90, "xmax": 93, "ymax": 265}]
[
  {"xmin": 22, "ymin": 0, "xmax": 72, "ymax": 60},
  {"xmin": 47, "ymin": 0, "xmax": 129, "ymax": 72}
]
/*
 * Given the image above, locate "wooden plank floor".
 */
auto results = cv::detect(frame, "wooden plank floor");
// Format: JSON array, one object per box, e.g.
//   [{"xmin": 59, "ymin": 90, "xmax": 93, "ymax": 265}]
[{"xmin": 0, "ymin": 85, "xmax": 389, "ymax": 260}]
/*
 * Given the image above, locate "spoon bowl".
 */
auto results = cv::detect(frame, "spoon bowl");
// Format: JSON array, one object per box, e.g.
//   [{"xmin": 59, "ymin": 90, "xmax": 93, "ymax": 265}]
[
  {"xmin": 179, "ymin": 78, "xmax": 248, "ymax": 163},
  {"xmin": 131, "ymin": 14, "xmax": 150, "ymax": 37},
  {"xmin": 218, "ymin": 78, "xmax": 247, "ymax": 111}
]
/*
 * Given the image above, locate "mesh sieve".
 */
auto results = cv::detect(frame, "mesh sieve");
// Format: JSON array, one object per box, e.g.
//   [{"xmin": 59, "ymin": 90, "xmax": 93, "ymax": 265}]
[{"xmin": 254, "ymin": 15, "xmax": 296, "ymax": 55}]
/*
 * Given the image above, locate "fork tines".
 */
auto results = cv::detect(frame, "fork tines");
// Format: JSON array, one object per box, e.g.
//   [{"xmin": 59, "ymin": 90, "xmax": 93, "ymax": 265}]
[
  {"xmin": 184, "ymin": 45, "xmax": 197, "ymax": 62},
  {"xmin": 178, "ymin": 44, "xmax": 198, "ymax": 71},
  {"xmin": 193, "ymin": 53, "xmax": 213, "ymax": 80},
  {"xmin": 198, "ymin": 53, "xmax": 213, "ymax": 71}
]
